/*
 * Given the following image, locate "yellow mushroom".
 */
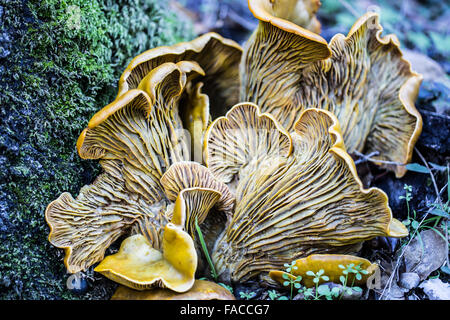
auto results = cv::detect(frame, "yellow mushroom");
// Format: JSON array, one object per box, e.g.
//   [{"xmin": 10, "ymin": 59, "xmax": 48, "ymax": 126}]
[
  {"xmin": 117, "ymin": 32, "xmax": 242, "ymax": 119},
  {"xmin": 249, "ymin": 0, "xmax": 322, "ymax": 33},
  {"xmin": 241, "ymin": 0, "xmax": 422, "ymax": 177},
  {"xmin": 111, "ymin": 280, "xmax": 235, "ymax": 300},
  {"xmin": 204, "ymin": 103, "xmax": 408, "ymax": 283},
  {"xmin": 94, "ymin": 222, "xmax": 197, "ymax": 292},
  {"xmin": 269, "ymin": 254, "xmax": 378, "ymax": 288}
]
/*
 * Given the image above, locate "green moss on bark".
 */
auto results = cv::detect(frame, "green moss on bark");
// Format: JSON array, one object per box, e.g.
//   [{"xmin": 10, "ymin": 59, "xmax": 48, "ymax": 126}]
[{"xmin": 0, "ymin": 0, "xmax": 193, "ymax": 299}]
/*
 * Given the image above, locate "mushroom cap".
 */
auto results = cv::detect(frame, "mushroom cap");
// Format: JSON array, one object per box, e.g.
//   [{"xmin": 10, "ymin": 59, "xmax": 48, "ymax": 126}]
[
  {"xmin": 204, "ymin": 102, "xmax": 293, "ymax": 185},
  {"xmin": 161, "ymin": 161, "xmax": 235, "ymax": 214},
  {"xmin": 240, "ymin": 5, "xmax": 422, "ymax": 177},
  {"xmin": 45, "ymin": 167, "xmax": 170, "ymax": 274},
  {"xmin": 94, "ymin": 222, "xmax": 197, "ymax": 292},
  {"xmin": 47, "ymin": 61, "xmax": 201, "ymax": 274},
  {"xmin": 249, "ymin": 0, "xmax": 322, "ymax": 34},
  {"xmin": 76, "ymin": 63, "xmax": 194, "ymax": 203},
  {"xmin": 111, "ymin": 280, "xmax": 235, "ymax": 300},
  {"xmin": 207, "ymin": 104, "xmax": 407, "ymax": 282},
  {"xmin": 269, "ymin": 254, "xmax": 378, "ymax": 287},
  {"xmin": 117, "ymin": 32, "xmax": 242, "ymax": 118}
]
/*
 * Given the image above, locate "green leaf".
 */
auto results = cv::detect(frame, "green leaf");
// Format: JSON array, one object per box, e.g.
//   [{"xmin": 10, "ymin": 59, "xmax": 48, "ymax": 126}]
[
  {"xmin": 317, "ymin": 284, "xmax": 330, "ymax": 296},
  {"xmin": 405, "ymin": 163, "xmax": 430, "ymax": 174},
  {"xmin": 294, "ymin": 283, "xmax": 301, "ymax": 289},
  {"xmin": 429, "ymin": 208, "xmax": 450, "ymax": 219},
  {"xmin": 331, "ymin": 287, "xmax": 341, "ymax": 295},
  {"xmin": 278, "ymin": 296, "xmax": 289, "ymax": 300},
  {"xmin": 306, "ymin": 271, "xmax": 315, "ymax": 277},
  {"xmin": 402, "ymin": 219, "xmax": 411, "ymax": 226},
  {"xmin": 295, "ymin": 276, "xmax": 302, "ymax": 281},
  {"xmin": 283, "ymin": 281, "xmax": 290, "ymax": 287},
  {"xmin": 355, "ymin": 273, "xmax": 362, "ymax": 281},
  {"xmin": 317, "ymin": 269, "xmax": 324, "ymax": 276},
  {"xmin": 339, "ymin": 275, "xmax": 346, "ymax": 285},
  {"xmin": 411, "ymin": 220, "xmax": 420, "ymax": 229},
  {"xmin": 429, "ymin": 162, "xmax": 448, "ymax": 172},
  {"xmin": 352, "ymin": 286, "xmax": 363, "ymax": 292},
  {"xmin": 313, "ymin": 277, "xmax": 320, "ymax": 284},
  {"xmin": 338, "ymin": 264, "xmax": 345, "ymax": 269},
  {"xmin": 282, "ymin": 273, "xmax": 289, "ymax": 280},
  {"xmin": 322, "ymin": 276, "xmax": 330, "ymax": 281}
]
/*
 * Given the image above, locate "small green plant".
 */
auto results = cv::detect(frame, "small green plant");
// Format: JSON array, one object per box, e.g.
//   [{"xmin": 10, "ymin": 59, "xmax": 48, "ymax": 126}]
[
  {"xmin": 305, "ymin": 269, "xmax": 330, "ymax": 300},
  {"xmin": 281, "ymin": 261, "xmax": 302, "ymax": 300},
  {"xmin": 267, "ymin": 289, "xmax": 288, "ymax": 300},
  {"xmin": 399, "ymin": 184, "xmax": 413, "ymax": 224},
  {"xmin": 239, "ymin": 291, "xmax": 256, "ymax": 300},
  {"xmin": 195, "ymin": 217, "xmax": 218, "ymax": 281},
  {"xmin": 338, "ymin": 263, "xmax": 368, "ymax": 299},
  {"xmin": 315, "ymin": 284, "xmax": 341, "ymax": 300}
]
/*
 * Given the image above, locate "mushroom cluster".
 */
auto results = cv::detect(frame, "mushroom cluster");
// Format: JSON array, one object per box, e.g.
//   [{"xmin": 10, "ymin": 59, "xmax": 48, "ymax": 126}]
[{"xmin": 46, "ymin": 0, "xmax": 422, "ymax": 299}]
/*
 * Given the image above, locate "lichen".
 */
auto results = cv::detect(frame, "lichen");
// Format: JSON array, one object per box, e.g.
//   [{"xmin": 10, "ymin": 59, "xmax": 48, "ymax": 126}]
[{"xmin": 0, "ymin": 0, "xmax": 193, "ymax": 299}]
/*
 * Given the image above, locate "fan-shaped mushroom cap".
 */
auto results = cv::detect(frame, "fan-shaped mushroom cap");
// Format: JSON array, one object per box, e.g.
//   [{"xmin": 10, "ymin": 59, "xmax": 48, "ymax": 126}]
[
  {"xmin": 47, "ymin": 62, "xmax": 199, "ymax": 274},
  {"xmin": 204, "ymin": 102, "xmax": 292, "ymax": 186},
  {"xmin": 269, "ymin": 254, "xmax": 377, "ymax": 288},
  {"xmin": 45, "ymin": 164, "xmax": 170, "ymax": 274},
  {"xmin": 161, "ymin": 161, "xmax": 235, "ymax": 214},
  {"xmin": 249, "ymin": 0, "xmax": 322, "ymax": 33},
  {"xmin": 206, "ymin": 104, "xmax": 407, "ymax": 283},
  {"xmin": 117, "ymin": 32, "xmax": 242, "ymax": 118},
  {"xmin": 77, "ymin": 65, "xmax": 192, "ymax": 203},
  {"xmin": 241, "ymin": 5, "xmax": 422, "ymax": 177},
  {"xmin": 111, "ymin": 280, "xmax": 235, "ymax": 300},
  {"xmin": 94, "ymin": 222, "xmax": 197, "ymax": 292}
]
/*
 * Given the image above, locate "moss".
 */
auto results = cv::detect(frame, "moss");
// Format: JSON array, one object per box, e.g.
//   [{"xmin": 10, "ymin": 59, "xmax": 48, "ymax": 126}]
[{"xmin": 0, "ymin": 0, "xmax": 193, "ymax": 299}]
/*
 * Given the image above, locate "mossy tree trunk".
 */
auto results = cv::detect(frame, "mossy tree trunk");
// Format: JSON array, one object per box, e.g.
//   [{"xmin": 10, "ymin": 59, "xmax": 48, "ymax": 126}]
[{"xmin": 0, "ymin": 0, "xmax": 193, "ymax": 299}]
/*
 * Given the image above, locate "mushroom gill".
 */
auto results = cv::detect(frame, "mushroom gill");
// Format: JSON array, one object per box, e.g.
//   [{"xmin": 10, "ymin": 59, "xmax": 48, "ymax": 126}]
[
  {"xmin": 45, "ymin": 62, "xmax": 223, "ymax": 275},
  {"xmin": 117, "ymin": 32, "xmax": 242, "ymax": 119},
  {"xmin": 241, "ymin": 1, "xmax": 423, "ymax": 177},
  {"xmin": 204, "ymin": 103, "xmax": 408, "ymax": 283}
]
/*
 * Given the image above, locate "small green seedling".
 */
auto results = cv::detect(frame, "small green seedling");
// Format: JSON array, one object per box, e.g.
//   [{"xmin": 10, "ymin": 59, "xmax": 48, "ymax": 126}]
[
  {"xmin": 305, "ymin": 269, "xmax": 330, "ymax": 300},
  {"xmin": 267, "ymin": 289, "xmax": 288, "ymax": 300},
  {"xmin": 338, "ymin": 263, "xmax": 368, "ymax": 299},
  {"xmin": 239, "ymin": 291, "xmax": 256, "ymax": 300},
  {"xmin": 281, "ymin": 260, "xmax": 302, "ymax": 300}
]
